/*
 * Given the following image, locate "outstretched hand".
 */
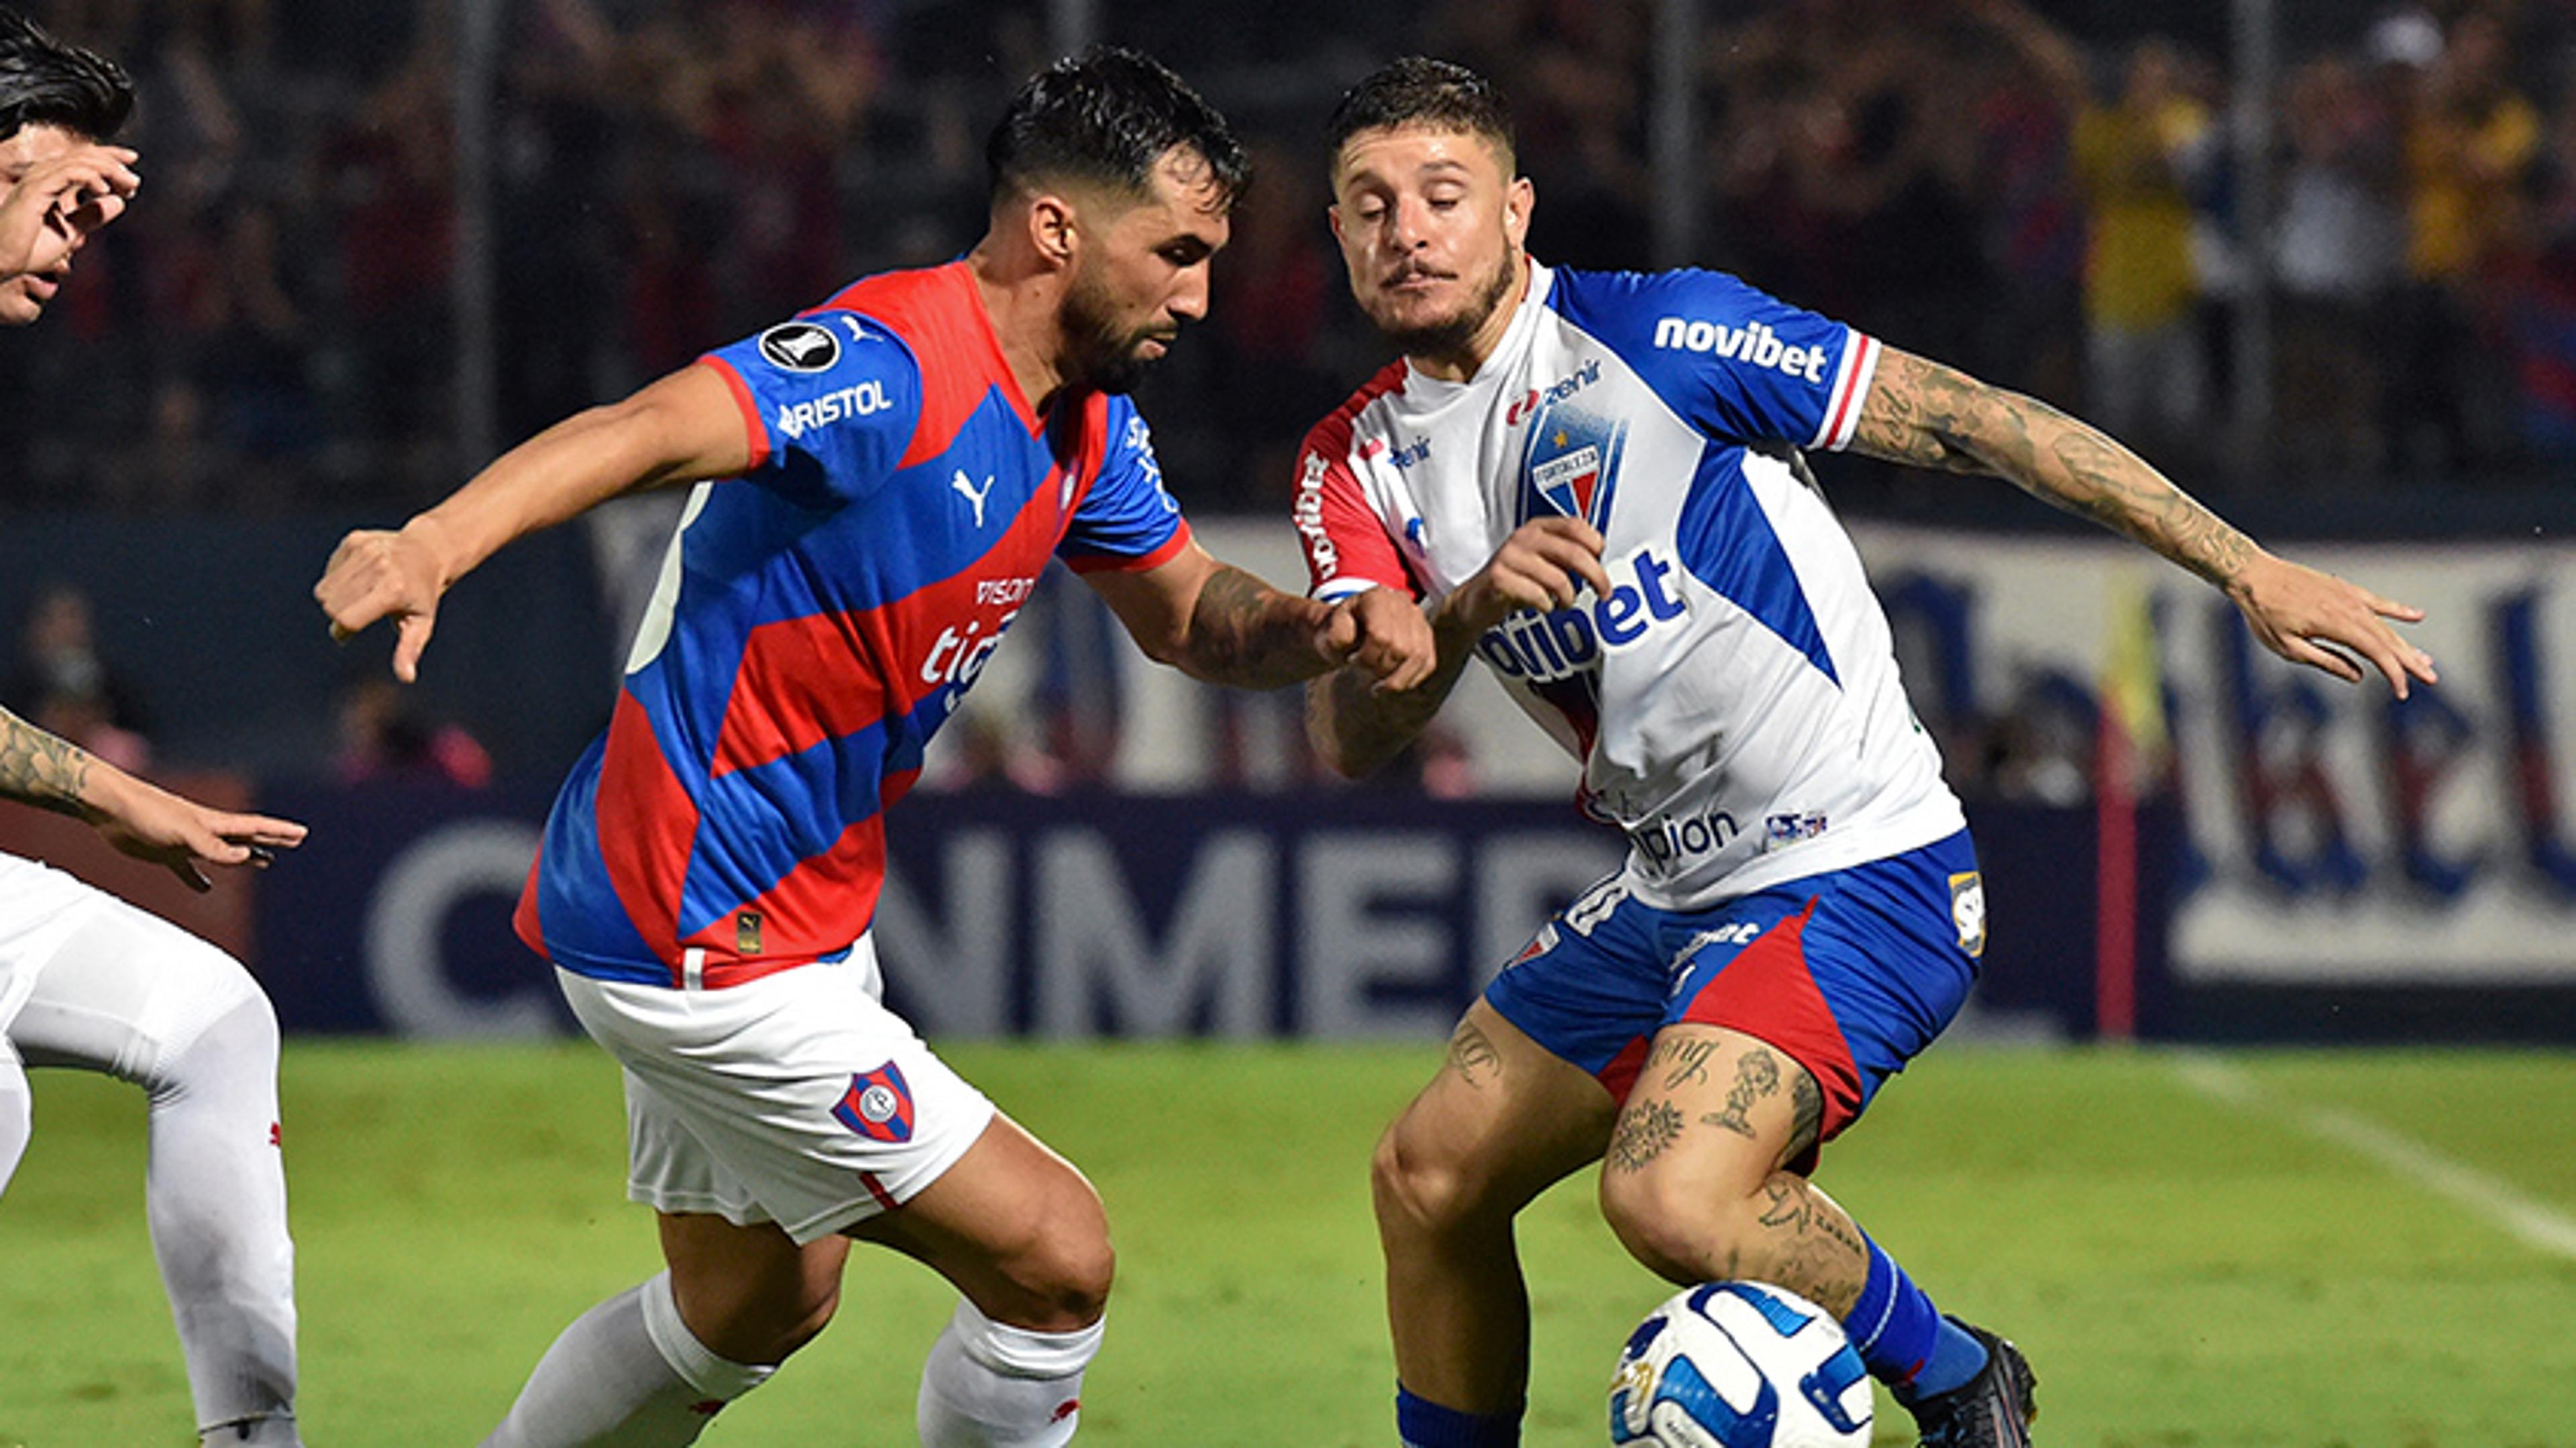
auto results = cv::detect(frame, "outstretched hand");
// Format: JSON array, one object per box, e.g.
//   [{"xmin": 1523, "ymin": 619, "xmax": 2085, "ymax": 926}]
[
  {"xmin": 91, "ymin": 776, "xmax": 307, "ymax": 893},
  {"xmin": 2229, "ymin": 552, "xmax": 2437, "ymax": 699},
  {"xmin": 315, "ymin": 523, "xmax": 447, "ymax": 682},
  {"xmin": 0, "ymin": 143, "xmax": 139, "ymax": 278}
]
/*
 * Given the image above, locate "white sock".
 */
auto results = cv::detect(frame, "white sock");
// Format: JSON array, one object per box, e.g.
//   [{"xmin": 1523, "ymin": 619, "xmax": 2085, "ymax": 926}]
[
  {"xmin": 483, "ymin": 1271, "xmax": 773, "ymax": 1447},
  {"xmin": 918, "ymin": 1299, "xmax": 1104, "ymax": 1448}
]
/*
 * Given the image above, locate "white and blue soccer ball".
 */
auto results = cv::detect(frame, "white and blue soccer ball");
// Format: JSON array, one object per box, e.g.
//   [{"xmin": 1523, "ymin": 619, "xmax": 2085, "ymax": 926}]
[{"xmin": 1608, "ymin": 1282, "xmax": 1873, "ymax": 1448}]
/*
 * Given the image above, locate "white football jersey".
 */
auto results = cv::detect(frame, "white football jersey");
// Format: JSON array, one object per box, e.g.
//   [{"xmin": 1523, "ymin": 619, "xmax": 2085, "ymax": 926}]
[{"xmin": 1296, "ymin": 260, "xmax": 1965, "ymax": 911}]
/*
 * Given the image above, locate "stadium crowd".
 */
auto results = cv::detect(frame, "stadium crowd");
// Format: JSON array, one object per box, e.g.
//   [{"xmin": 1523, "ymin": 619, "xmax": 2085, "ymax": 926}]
[{"xmin": 1, "ymin": 0, "xmax": 2570, "ymax": 518}]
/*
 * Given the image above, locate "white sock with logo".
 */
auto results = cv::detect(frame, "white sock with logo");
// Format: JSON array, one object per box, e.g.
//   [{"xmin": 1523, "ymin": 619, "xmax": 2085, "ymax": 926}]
[
  {"xmin": 917, "ymin": 1298, "xmax": 1103, "ymax": 1447},
  {"xmin": 482, "ymin": 1271, "xmax": 773, "ymax": 1447}
]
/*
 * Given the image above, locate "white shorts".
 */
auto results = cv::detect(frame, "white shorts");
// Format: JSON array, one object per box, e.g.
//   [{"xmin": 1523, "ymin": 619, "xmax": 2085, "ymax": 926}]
[
  {"xmin": 0, "ymin": 851, "xmax": 140, "ymax": 1033},
  {"xmin": 556, "ymin": 935, "xmax": 996, "ymax": 1245}
]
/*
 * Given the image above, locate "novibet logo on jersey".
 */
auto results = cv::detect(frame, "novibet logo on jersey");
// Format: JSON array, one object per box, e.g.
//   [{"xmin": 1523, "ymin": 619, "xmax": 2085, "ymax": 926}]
[{"xmin": 1652, "ymin": 315, "xmax": 1830, "ymax": 384}]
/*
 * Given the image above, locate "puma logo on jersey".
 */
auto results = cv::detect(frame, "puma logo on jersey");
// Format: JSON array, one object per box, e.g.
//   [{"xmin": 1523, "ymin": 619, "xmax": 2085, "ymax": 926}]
[
  {"xmin": 953, "ymin": 470, "xmax": 996, "ymax": 528},
  {"xmin": 1653, "ymin": 315, "xmax": 1829, "ymax": 384}
]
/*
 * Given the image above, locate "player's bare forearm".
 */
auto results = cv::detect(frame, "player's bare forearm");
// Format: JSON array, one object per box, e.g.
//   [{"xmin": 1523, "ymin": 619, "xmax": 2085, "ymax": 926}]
[
  {"xmin": 1305, "ymin": 608, "xmax": 1478, "ymax": 778},
  {"xmin": 1171, "ymin": 564, "xmax": 1350, "ymax": 690},
  {"xmin": 411, "ymin": 364, "xmax": 751, "ymax": 584},
  {"xmin": 1851, "ymin": 347, "xmax": 2256, "ymax": 591},
  {"xmin": 0, "ymin": 703, "xmax": 97, "ymax": 819}
]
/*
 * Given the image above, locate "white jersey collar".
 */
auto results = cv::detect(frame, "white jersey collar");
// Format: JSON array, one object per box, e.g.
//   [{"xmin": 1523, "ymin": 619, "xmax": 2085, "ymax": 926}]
[{"xmin": 1399, "ymin": 258, "xmax": 1556, "ymax": 405}]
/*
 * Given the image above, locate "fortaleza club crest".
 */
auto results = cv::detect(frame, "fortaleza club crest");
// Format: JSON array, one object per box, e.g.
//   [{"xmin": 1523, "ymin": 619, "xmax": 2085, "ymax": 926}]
[
  {"xmin": 832, "ymin": 1062, "xmax": 916, "ymax": 1143},
  {"xmin": 1519, "ymin": 401, "xmax": 1628, "ymax": 531}
]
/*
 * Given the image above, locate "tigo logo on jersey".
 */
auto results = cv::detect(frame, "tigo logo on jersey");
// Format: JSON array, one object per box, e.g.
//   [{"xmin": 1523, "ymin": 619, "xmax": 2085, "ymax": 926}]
[
  {"xmin": 1652, "ymin": 315, "xmax": 1829, "ymax": 384},
  {"xmin": 757, "ymin": 320, "xmax": 841, "ymax": 373},
  {"xmin": 1475, "ymin": 544, "xmax": 1686, "ymax": 684},
  {"xmin": 833, "ymin": 1062, "xmax": 916, "ymax": 1143},
  {"xmin": 775, "ymin": 380, "xmax": 892, "ymax": 440}
]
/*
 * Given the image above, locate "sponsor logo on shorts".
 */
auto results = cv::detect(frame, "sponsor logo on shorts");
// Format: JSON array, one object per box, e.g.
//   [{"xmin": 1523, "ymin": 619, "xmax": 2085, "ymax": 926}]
[
  {"xmin": 1949, "ymin": 871, "xmax": 1986, "ymax": 958},
  {"xmin": 833, "ymin": 1062, "xmax": 916, "ymax": 1143}
]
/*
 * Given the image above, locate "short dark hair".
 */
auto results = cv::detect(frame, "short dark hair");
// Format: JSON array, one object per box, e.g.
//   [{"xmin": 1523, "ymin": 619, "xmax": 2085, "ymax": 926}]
[
  {"xmin": 1327, "ymin": 57, "xmax": 1515, "ymax": 172},
  {"xmin": 987, "ymin": 45, "xmax": 1248, "ymax": 211},
  {"xmin": 0, "ymin": 8, "xmax": 133, "ymax": 144}
]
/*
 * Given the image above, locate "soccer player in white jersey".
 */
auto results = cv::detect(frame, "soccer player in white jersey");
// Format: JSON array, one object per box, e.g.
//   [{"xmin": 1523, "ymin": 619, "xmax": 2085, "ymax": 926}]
[
  {"xmin": 1, "ymin": 14, "xmax": 312, "ymax": 1444},
  {"xmin": 1293, "ymin": 59, "xmax": 2438, "ymax": 1448}
]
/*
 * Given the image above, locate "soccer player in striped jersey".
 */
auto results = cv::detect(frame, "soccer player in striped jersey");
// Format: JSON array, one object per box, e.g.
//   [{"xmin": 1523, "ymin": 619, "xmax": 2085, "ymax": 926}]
[
  {"xmin": 3, "ymin": 11, "xmax": 311, "ymax": 1445},
  {"xmin": 1293, "ymin": 58, "xmax": 2436, "ymax": 1448},
  {"xmin": 317, "ymin": 47, "xmax": 1424, "ymax": 1448}
]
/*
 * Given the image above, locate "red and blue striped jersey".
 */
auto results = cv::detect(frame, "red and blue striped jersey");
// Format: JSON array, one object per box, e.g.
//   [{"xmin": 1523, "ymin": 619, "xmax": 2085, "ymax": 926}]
[{"xmin": 515, "ymin": 261, "xmax": 1191, "ymax": 987}]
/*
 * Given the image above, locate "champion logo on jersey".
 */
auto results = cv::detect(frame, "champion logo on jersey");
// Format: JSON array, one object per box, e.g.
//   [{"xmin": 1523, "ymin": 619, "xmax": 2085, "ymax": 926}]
[
  {"xmin": 757, "ymin": 320, "xmax": 841, "ymax": 373},
  {"xmin": 833, "ymin": 1063, "xmax": 916, "ymax": 1143}
]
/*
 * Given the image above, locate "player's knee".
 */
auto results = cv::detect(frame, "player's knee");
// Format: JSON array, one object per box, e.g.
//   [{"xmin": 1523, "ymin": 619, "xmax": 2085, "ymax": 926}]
[
  {"xmin": 1599, "ymin": 1168, "xmax": 1752, "ymax": 1286},
  {"xmin": 1371, "ymin": 1116, "xmax": 1468, "ymax": 1238},
  {"xmin": 140, "ymin": 953, "xmax": 278, "ymax": 1098},
  {"xmin": 990, "ymin": 1184, "xmax": 1115, "ymax": 1329}
]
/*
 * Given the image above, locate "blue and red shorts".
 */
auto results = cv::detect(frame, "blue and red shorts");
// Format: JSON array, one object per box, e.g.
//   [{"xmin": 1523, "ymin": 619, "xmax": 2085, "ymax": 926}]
[{"xmin": 1484, "ymin": 829, "xmax": 1984, "ymax": 1171}]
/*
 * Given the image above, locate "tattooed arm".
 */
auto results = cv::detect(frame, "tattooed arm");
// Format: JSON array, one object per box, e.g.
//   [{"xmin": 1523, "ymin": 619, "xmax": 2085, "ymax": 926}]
[
  {"xmin": 1850, "ymin": 346, "xmax": 2439, "ymax": 697},
  {"xmin": 0, "ymin": 703, "xmax": 306, "ymax": 890},
  {"xmin": 1305, "ymin": 516, "xmax": 1611, "ymax": 778},
  {"xmin": 0, "ymin": 702, "xmax": 95, "ymax": 818},
  {"xmin": 1085, "ymin": 539, "xmax": 1436, "ymax": 692}
]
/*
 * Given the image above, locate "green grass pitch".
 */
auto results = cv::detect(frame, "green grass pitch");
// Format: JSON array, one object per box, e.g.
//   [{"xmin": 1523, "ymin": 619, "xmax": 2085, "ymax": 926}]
[{"xmin": 3, "ymin": 1041, "xmax": 2575, "ymax": 1445}]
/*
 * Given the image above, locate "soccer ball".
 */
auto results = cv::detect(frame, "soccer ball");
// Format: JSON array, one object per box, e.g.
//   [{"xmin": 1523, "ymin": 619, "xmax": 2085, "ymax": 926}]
[{"xmin": 1608, "ymin": 1282, "xmax": 1872, "ymax": 1448}]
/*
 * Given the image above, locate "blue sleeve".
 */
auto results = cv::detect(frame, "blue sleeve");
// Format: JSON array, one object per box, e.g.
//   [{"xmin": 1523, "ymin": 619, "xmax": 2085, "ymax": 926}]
[
  {"xmin": 1059, "ymin": 397, "xmax": 1189, "ymax": 572},
  {"xmin": 1552, "ymin": 269, "xmax": 1878, "ymax": 452},
  {"xmin": 700, "ymin": 311, "xmax": 924, "ymax": 506}
]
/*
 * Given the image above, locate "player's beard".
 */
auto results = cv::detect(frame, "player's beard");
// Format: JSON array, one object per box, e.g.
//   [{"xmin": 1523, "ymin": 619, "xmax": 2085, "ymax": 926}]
[
  {"xmin": 1062, "ymin": 264, "xmax": 1175, "ymax": 396},
  {"xmin": 1377, "ymin": 244, "xmax": 1519, "ymax": 361}
]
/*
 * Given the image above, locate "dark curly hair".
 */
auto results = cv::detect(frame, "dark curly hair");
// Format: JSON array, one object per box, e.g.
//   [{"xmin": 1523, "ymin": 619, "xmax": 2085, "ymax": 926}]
[
  {"xmin": 986, "ymin": 44, "xmax": 1248, "ymax": 210},
  {"xmin": 0, "ymin": 7, "xmax": 133, "ymax": 144},
  {"xmin": 1326, "ymin": 56, "xmax": 1515, "ymax": 172}
]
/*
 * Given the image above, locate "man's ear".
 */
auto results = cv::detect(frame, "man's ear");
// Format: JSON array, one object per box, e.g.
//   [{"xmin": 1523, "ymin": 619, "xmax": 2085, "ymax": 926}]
[
  {"xmin": 1028, "ymin": 192, "xmax": 1079, "ymax": 270},
  {"xmin": 1504, "ymin": 175, "xmax": 1534, "ymax": 248}
]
